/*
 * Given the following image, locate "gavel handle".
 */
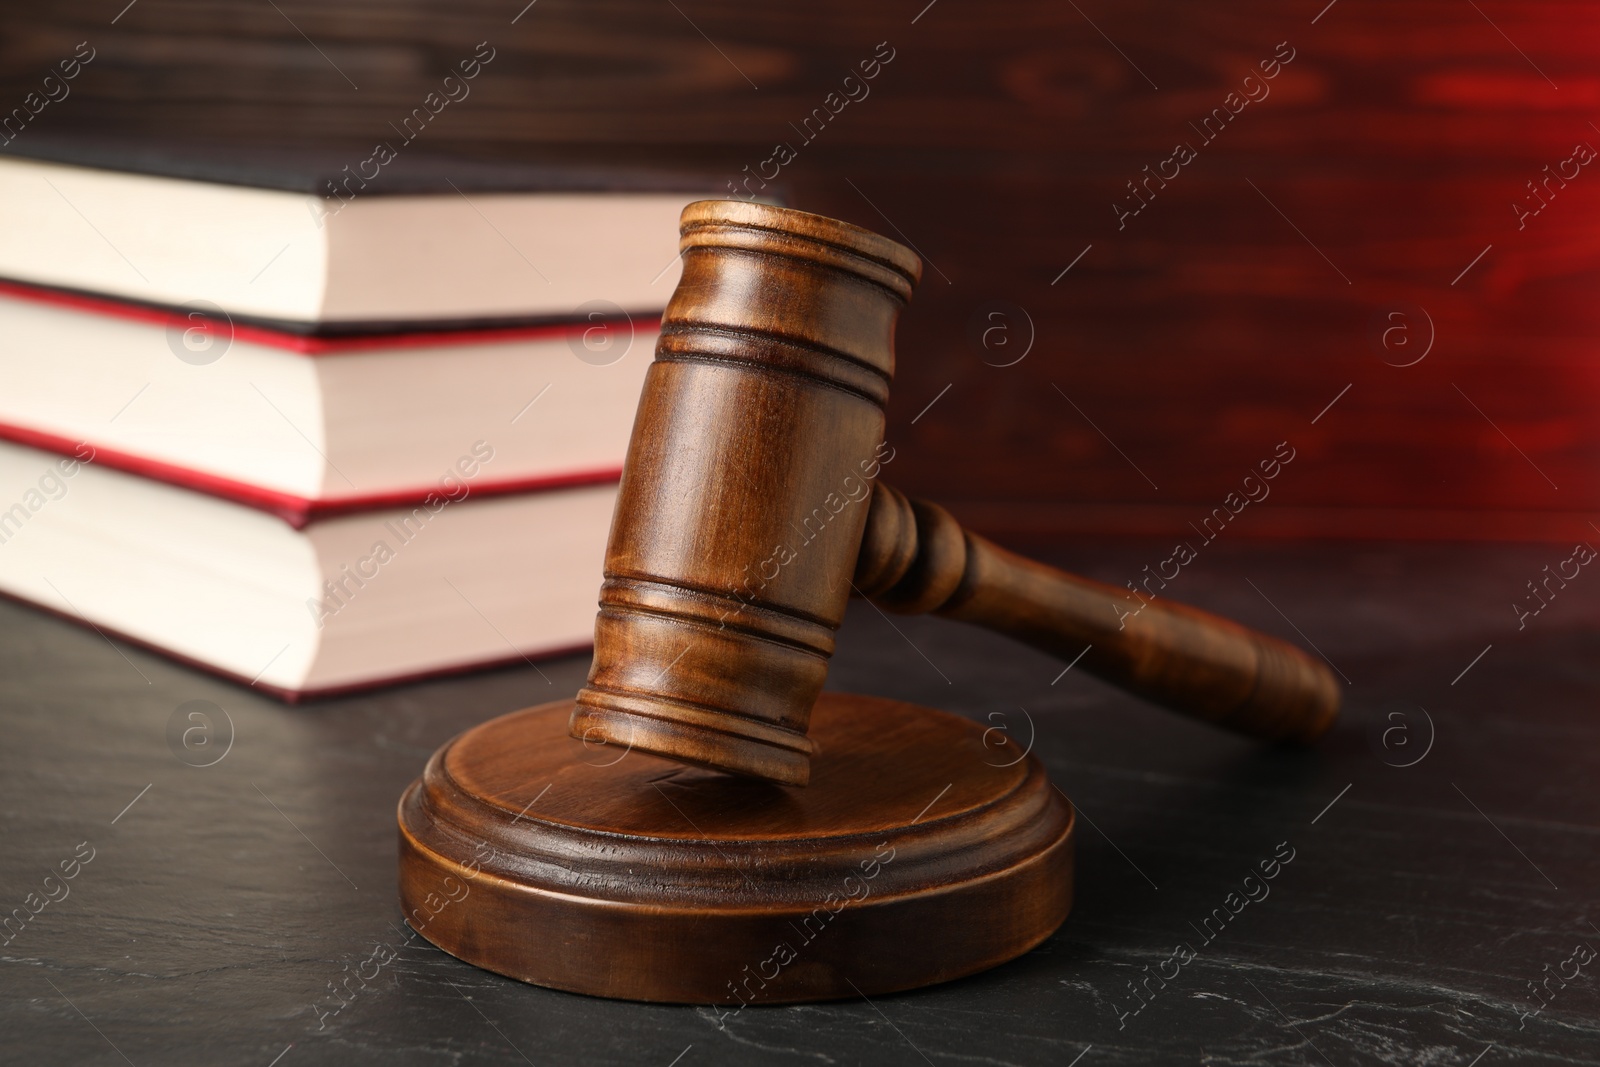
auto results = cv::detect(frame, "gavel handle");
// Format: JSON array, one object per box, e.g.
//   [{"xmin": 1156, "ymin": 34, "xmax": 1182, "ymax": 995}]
[{"xmin": 855, "ymin": 484, "xmax": 1339, "ymax": 743}]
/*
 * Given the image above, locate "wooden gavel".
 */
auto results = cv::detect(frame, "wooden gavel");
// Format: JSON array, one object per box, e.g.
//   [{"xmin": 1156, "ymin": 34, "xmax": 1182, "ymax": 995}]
[{"xmin": 569, "ymin": 200, "xmax": 1338, "ymax": 785}]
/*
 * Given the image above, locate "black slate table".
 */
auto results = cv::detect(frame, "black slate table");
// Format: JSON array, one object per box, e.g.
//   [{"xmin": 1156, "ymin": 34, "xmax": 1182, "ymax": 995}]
[{"xmin": 3, "ymin": 538, "xmax": 1598, "ymax": 1066}]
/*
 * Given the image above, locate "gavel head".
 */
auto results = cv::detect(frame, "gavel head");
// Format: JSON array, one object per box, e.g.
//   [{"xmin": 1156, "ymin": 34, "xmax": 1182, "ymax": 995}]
[{"xmin": 569, "ymin": 200, "xmax": 922, "ymax": 785}]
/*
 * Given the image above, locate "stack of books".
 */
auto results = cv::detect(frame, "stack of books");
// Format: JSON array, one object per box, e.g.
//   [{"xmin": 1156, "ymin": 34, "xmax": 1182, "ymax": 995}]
[{"xmin": 0, "ymin": 144, "xmax": 712, "ymax": 698}]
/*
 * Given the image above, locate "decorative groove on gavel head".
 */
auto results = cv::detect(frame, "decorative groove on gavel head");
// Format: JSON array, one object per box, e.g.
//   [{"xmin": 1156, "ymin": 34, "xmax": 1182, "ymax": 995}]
[{"xmin": 569, "ymin": 201, "xmax": 923, "ymax": 786}]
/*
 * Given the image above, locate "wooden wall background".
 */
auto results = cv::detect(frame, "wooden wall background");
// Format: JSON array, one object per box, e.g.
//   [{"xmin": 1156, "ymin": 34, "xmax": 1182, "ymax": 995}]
[{"xmin": 3, "ymin": 0, "xmax": 1596, "ymax": 541}]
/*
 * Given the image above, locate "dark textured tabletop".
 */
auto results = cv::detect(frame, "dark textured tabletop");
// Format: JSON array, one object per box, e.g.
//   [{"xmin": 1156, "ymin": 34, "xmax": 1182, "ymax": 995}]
[{"xmin": 3, "ymin": 538, "xmax": 1597, "ymax": 1066}]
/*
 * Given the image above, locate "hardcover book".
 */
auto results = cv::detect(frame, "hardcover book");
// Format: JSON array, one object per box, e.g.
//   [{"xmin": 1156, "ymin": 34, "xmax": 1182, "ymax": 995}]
[{"xmin": 0, "ymin": 140, "xmax": 716, "ymax": 329}]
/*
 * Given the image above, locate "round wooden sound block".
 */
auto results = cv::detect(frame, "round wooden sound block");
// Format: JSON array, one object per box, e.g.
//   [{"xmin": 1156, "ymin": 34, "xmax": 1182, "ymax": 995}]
[{"xmin": 397, "ymin": 693, "xmax": 1074, "ymax": 1004}]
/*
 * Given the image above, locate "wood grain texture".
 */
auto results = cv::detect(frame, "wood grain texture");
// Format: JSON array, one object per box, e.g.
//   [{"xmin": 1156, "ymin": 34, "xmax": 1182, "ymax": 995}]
[
  {"xmin": 857, "ymin": 483, "xmax": 1339, "ymax": 743},
  {"xmin": 572, "ymin": 201, "xmax": 1336, "ymax": 785},
  {"xmin": 569, "ymin": 200, "xmax": 919, "ymax": 786},
  {"xmin": 1, "ymin": 1, "xmax": 1593, "ymax": 537},
  {"xmin": 398, "ymin": 693, "xmax": 1074, "ymax": 1003}
]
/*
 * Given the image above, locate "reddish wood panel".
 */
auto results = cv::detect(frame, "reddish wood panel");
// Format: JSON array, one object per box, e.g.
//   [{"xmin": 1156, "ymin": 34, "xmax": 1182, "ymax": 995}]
[{"xmin": 2, "ymin": 0, "xmax": 1594, "ymax": 538}]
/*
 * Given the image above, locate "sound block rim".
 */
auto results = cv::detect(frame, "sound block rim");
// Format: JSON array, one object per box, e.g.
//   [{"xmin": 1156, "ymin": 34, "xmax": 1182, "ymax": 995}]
[{"xmin": 397, "ymin": 693, "xmax": 1074, "ymax": 1004}]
